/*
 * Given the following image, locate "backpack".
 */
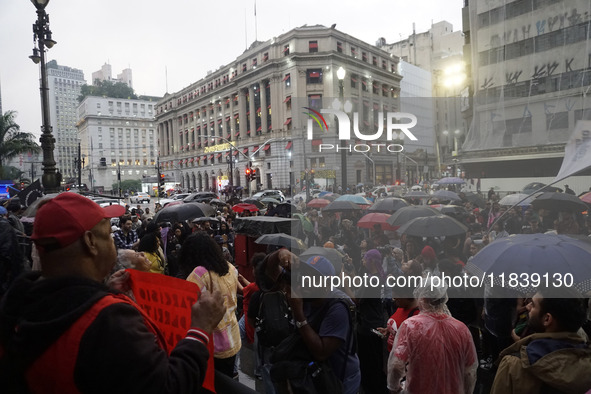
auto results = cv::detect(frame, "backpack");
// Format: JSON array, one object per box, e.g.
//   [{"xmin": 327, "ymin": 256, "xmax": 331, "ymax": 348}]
[
  {"xmin": 255, "ymin": 291, "xmax": 294, "ymax": 348},
  {"xmin": 270, "ymin": 297, "xmax": 357, "ymax": 394}
]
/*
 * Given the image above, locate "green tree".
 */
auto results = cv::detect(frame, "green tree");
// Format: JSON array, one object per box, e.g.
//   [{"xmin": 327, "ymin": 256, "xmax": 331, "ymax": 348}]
[
  {"xmin": 111, "ymin": 179, "xmax": 142, "ymax": 193},
  {"xmin": 0, "ymin": 111, "xmax": 41, "ymax": 179},
  {"xmin": 78, "ymin": 80, "xmax": 137, "ymax": 102}
]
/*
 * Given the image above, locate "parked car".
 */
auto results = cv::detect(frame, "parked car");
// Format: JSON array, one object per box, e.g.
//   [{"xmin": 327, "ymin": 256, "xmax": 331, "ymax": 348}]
[
  {"xmin": 130, "ymin": 192, "xmax": 151, "ymax": 204},
  {"xmin": 92, "ymin": 198, "xmax": 126, "ymax": 208},
  {"xmin": 158, "ymin": 193, "xmax": 191, "ymax": 207},
  {"xmin": 252, "ymin": 190, "xmax": 286, "ymax": 202},
  {"xmin": 183, "ymin": 192, "xmax": 219, "ymax": 203}
]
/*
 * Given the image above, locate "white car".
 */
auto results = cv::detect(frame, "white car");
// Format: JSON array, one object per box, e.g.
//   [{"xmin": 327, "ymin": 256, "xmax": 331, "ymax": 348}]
[
  {"xmin": 92, "ymin": 198, "xmax": 126, "ymax": 208},
  {"xmin": 252, "ymin": 190, "xmax": 286, "ymax": 202},
  {"xmin": 130, "ymin": 192, "xmax": 151, "ymax": 204}
]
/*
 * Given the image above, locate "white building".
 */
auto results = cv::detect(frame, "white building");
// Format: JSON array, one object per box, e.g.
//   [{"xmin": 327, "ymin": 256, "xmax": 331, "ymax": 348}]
[
  {"xmin": 91, "ymin": 63, "xmax": 133, "ymax": 88},
  {"xmin": 46, "ymin": 60, "xmax": 86, "ymax": 180},
  {"xmin": 77, "ymin": 96, "xmax": 158, "ymax": 193},
  {"xmin": 461, "ymin": 0, "xmax": 591, "ymax": 180},
  {"xmin": 156, "ymin": 25, "xmax": 403, "ymax": 194}
]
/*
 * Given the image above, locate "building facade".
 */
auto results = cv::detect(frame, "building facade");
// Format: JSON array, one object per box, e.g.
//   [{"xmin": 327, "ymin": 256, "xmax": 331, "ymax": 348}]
[
  {"xmin": 46, "ymin": 60, "xmax": 86, "ymax": 181},
  {"xmin": 156, "ymin": 25, "xmax": 403, "ymax": 194},
  {"xmin": 460, "ymin": 0, "xmax": 591, "ymax": 179},
  {"xmin": 77, "ymin": 96, "xmax": 158, "ymax": 193},
  {"xmin": 91, "ymin": 63, "xmax": 133, "ymax": 88}
]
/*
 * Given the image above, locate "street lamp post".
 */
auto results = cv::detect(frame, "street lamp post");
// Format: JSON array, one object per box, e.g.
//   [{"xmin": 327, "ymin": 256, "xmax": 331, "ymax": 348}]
[
  {"xmin": 337, "ymin": 66, "xmax": 347, "ymax": 193},
  {"xmin": 30, "ymin": 0, "xmax": 59, "ymax": 193}
]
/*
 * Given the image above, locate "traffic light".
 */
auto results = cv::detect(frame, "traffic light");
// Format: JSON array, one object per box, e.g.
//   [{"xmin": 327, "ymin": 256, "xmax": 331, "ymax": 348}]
[
  {"xmin": 159, "ymin": 173, "xmax": 165, "ymax": 186},
  {"xmin": 245, "ymin": 167, "xmax": 252, "ymax": 181}
]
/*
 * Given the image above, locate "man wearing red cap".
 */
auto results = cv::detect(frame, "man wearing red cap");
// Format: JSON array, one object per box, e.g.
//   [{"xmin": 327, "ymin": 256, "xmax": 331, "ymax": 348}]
[{"xmin": 0, "ymin": 193, "xmax": 226, "ymax": 393}]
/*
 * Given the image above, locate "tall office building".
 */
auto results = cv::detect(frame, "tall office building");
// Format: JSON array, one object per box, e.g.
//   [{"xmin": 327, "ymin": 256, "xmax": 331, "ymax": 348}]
[
  {"xmin": 156, "ymin": 25, "xmax": 404, "ymax": 193},
  {"xmin": 91, "ymin": 63, "xmax": 133, "ymax": 88},
  {"xmin": 460, "ymin": 0, "xmax": 591, "ymax": 179},
  {"xmin": 77, "ymin": 96, "xmax": 158, "ymax": 193},
  {"xmin": 46, "ymin": 60, "xmax": 86, "ymax": 181}
]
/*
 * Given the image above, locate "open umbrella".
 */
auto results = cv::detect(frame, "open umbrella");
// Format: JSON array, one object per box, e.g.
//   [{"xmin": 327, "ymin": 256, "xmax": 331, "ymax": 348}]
[
  {"xmin": 209, "ymin": 198, "xmax": 225, "ymax": 205},
  {"xmin": 299, "ymin": 246, "xmax": 344, "ymax": 274},
  {"xmin": 335, "ymin": 194, "xmax": 372, "ymax": 205},
  {"xmin": 153, "ymin": 202, "xmax": 215, "ymax": 224},
  {"xmin": 498, "ymin": 193, "xmax": 535, "ymax": 207},
  {"xmin": 307, "ymin": 198, "xmax": 331, "ymax": 208},
  {"xmin": 322, "ymin": 200, "xmax": 363, "ymax": 212},
  {"xmin": 436, "ymin": 177, "xmax": 466, "ymax": 185},
  {"xmin": 531, "ymin": 192, "xmax": 588, "ymax": 213},
  {"xmin": 462, "ymin": 192, "xmax": 487, "ymax": 208},
  {"xmin": 232, "ymin": 203, "xmax": 259, "ymax": 213},
  {"xmin": 465, "ymin": 234, "xmax": 591, "ymax": 295},
  {"xmin": 431, "ymin": 204, "xmax": 468, "ymax": 217},
  {"xmin": 320, "ymin": 193, "xmax": 339, "ymax": 202},
  {"xmin": 273, "ymin": 202, "xmax": 300, "ymax": 217},
  {"xmin": 260, "ymin": 197, "xmax": 281, "ymax": 204},
  {"xmin": 255, "ymin": 233, "xmax": 307, "ymax": 252},
  {"xmin": 242, "ymin": 199, "xmax": 265, "ymax": 209},
  {"xmin": 357, "ymin": 213, "xmax": 397, "ymax": 231},
  {"xmin": 580, "ymin": 192, "xmax": 591, "ymax": 204},
  {"xmin": 403, "ymin": 191, "xmax": 429, "ymax": 199},
  {"xmin": 397, "ymin": 215, "xmax": 468, "ymax": 237},
  {"xmin": 432, "ymin": 190, "xmax": 461, "ymax": 202},
  {"xmin": 368, "ymin": 197, "xmax": 408, "ymax": 213},
  {"xmin": 293, "ymin": 213, "xmax": 313, "ymax": 232},
  {"xmin": 386, "ymin": 205, "xmax": 440, "ymax": 227}
]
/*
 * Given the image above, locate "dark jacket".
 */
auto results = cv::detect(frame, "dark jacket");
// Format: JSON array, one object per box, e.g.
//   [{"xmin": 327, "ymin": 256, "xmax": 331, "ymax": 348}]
[
  {"xmin": 0, "ymin": 218, "xmax": 24, "ymax": 297},
  {"xmin": 0, "ymin": 272, "xmax": 209, "ymax": 393}
]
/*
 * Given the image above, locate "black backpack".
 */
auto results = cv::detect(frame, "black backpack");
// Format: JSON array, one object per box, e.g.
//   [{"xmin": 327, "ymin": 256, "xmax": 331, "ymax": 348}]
[{"xmin": 255, "ymin": 291, "xmax": 294, "ymax": 348}]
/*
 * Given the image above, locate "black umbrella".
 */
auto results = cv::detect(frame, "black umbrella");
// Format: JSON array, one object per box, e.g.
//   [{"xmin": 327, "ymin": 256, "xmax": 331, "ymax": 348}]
[
  {"xmin": 299, "ymin": 246, "xmax": 344, "ymax": 274},
  {"xmin": 255, "ymin": 233, "xmax": 307, "ymax": 251},
  {"xmin": 242, "ymin": 199, "xmax": 265, "ymax": 209},
  {"xmin": 386, "ymin": 205, "xmax": 440, "ymax": 227},
  {"xmin": 397, "ymin": 215, "xmax": 468, "ymax": 237},
  {"xmin": 531, "ymin": 192, "xmax": 588, "ymax": 213},
  {"xmin": 461, "ymin": 192, "xmax": 487, "ymax": 208},
  {"xmin": 368, "ymin": 197, "xmax": 409, "ymax": 213},
  {"xmin": 153, "ymin": 202, "xmax": 215, "ymax": 224},
  {"xmin": 403, "ymin": 191, "xmax": 429, "ymax": 199},
  {"xmin": 273, "ymin": 203, "xmax": 301, "ymax": 217},
  {"xmin": 322, "ymin": 200, "xmax": 363, "ymax": 212},
  {"xmin": 438, "ymin": 205, "xmax": 468, "ymax": 217}
]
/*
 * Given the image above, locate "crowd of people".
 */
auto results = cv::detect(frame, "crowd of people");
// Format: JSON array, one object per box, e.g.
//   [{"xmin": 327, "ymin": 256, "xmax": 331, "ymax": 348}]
[{"xmin": 0, "ymin": 187, "xmax": 590, "ymax": 393}]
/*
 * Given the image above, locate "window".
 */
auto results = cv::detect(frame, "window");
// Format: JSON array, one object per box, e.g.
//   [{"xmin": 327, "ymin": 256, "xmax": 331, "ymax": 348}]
[
  {"xmin": 308, "ymin": 94, "xmax": 322, "ymax": 111},
  {"xmin": 546, "ymin": 111, "xmax": 569, "ymax": 131},
  {"xmin": 284, "ymin": 95, "xmax": 292, "ymax": 110},
  {"xmin": 252, "ymin": 57, "xmax": 257, "ymax": 67},
  {"xmin": 351, "ymin": 47, "xmax": 356, "ymax": 57},
  {"xmin": 263, "ymin": 52, "xmax": 269, "ymax": 62},
  {"xmin": 307, "ymin": 69, "xmax": 323, "ymax": 84},
  {"xmin": 309, "ymin": 40, "xmax": 318, "ymax": 53},
  {"xmin": 361, "ymin": 78, "xmax": 368, "ymax": 92},
  {"xmin": 362, "ymin": 52, "xmax": 368, "ymax": 62},
  {"xmin": 351, "ymin": 75, "xmax": 358, "ymax": 89},
  {"xmin": 283, "ymin": 45, "xmax": 290, "ymax": 56},
  {"xmin": 242, "ymin": 63, "xmax": 247, "ymax": 72},
  {"xmin": 337, "ymin": 41, "xmax": 343, "ymax": 53},
  {"xmin": 372, "ymin": 56, "xmax": 377, "ymax": 66},
  {"xmin": 283, "ymin": 73, "xmax": 291, "ymax": 87},
  {"xmin": 284, "ymin": 117, "xmax": 292, "ymax": 131}
]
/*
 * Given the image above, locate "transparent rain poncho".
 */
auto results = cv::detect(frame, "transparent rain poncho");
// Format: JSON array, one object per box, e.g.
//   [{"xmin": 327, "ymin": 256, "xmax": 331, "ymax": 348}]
[{"xmin": 387, "ymin": 277, "xmax": 478, "ymax": 393}]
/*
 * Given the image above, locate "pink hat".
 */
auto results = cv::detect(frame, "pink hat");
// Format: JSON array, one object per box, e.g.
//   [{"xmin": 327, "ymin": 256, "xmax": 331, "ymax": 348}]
[{"xmin": 421, "ymin": 246, "xmax": 436, "ymax": 260}]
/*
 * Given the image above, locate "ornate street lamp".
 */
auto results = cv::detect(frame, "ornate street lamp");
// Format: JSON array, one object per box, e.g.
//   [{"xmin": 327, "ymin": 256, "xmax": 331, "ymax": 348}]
[{"xmin": 30, "ymin": 0, "xmax": 60, "ymax": 193}]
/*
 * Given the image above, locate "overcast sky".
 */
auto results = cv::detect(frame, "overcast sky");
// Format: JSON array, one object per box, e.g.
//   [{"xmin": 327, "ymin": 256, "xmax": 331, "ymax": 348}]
[{"xmin": 0, "ymin": 0, "xmax": 463, "ymax": 137}]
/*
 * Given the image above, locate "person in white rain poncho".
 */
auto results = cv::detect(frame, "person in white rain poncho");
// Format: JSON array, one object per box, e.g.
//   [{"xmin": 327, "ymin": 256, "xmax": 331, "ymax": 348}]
[{"xmin": 387, "ymin": 277, "xmax": 477, "ymax": 394}]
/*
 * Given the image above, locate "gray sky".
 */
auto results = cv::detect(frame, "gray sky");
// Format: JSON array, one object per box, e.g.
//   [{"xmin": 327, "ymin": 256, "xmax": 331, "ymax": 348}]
[{"xmin": 0, "ymin": 0, "xmax": 463, "ymax": 137}]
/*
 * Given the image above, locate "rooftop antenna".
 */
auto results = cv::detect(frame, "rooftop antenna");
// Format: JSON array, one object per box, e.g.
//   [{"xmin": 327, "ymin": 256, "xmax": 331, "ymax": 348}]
[
  {"xmin": 244, "ymin": 9, "xmax": 248, "ymax": 49},
  {"xmin": 254, "ymin": 0, "xmax": 258, "ymax": 42}
]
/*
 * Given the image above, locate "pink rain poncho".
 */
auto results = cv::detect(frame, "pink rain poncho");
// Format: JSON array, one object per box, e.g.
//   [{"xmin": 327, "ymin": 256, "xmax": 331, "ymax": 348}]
[{"xmin": 387, "ymin": 277, "xmax": 477, "ymax": 394}]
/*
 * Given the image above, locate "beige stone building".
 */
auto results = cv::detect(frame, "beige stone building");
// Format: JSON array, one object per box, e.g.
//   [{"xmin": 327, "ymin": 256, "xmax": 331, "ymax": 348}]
[{"xmin": 156, "ymin": 25, "xmax": 403, "ymax": 193}]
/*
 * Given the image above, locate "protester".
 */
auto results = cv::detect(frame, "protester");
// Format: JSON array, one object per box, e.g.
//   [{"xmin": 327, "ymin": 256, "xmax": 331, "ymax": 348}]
[
  {"xmin": 180, "ymin": 232, "xmax": 242, "ymax": 379},
  {"xmin": 114, "ymin": 249, "xmax": 151, "ymax": 272},
  {"xmin": 0, "ymin": 206, "xmax": 24, "ymax": 299},
  {"xmin": 387, "ymin": 276, "xmax": 478, "ymax": 394},
  {"xmin": 113, "ymin": 216, "xmax": 139, "ymax": 250},
  {"xmin": 0, "ymin": 192, "xmax": 226, "ymax": 393},
  {"xmin": 491, "ymin": 287, "xmax": 591, "ymax": 393},
  {"xmin": 138, "ymin": 232, "xmax": 166, "ymax": 274}
]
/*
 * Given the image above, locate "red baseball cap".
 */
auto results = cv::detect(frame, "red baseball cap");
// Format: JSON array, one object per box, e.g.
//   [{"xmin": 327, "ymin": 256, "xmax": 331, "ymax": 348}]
[{"xmin": 32, "ymin": 193, "xmax": 125, "ymax": 249}]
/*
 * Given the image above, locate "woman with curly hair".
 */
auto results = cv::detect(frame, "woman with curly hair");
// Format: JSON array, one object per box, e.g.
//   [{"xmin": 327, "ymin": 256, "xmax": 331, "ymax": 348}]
[{"xmin": 179, "ymin": 231, "xmax": 242, "ymax": 378}]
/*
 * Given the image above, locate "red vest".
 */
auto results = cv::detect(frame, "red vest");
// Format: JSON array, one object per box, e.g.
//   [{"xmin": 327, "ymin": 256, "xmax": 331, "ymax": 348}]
[{"xmin": 25, "ymin": 294, "xmax": 167, "ymax": 394}]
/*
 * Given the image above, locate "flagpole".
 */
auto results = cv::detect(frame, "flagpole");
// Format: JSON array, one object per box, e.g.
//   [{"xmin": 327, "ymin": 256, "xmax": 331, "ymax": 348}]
[{"xmin": 254, "ymin": 0, "xmax": 258, "ymax": 42}]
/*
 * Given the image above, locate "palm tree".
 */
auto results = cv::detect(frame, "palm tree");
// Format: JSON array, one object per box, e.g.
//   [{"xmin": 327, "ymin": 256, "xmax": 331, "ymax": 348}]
[{"xmin": 0, "ymin": 111, "xmax": 41, "ymax": 178}]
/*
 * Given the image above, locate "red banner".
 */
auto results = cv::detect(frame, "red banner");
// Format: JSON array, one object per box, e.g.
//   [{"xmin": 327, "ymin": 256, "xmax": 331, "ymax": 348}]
[{"xmin": 127, "ymin": 270, "xmax": 216, "ymax": 392}]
